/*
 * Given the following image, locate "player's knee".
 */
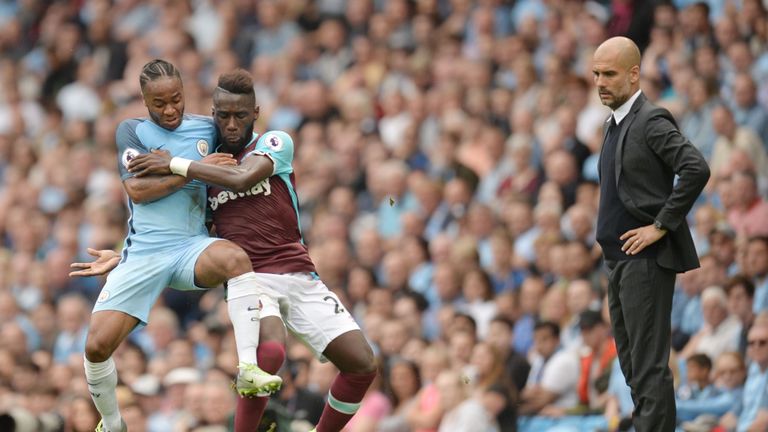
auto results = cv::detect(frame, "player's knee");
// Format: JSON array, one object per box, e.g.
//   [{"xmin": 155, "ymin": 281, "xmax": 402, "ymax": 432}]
[
  {"xmin": 84, "ymin": 335, "xmax": 113, "ymax": 363},
  {"xmin": 345, "ymin": 342, "xmax": 377, "ymax": 375},
  {"xmin": 220, "ymin": 245, "xmax": 252, "ymax": 277}
]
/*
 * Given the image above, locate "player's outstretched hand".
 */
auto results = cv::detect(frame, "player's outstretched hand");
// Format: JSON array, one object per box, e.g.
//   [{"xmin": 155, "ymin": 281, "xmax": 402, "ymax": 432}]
[
  {"xmin": 128, "ymin": 149, "xmax": 173, "ymax": 177},
  {"xmin": 201, "ymin": 153, "xmax": 237, "ymax": 166},
  {"xmin": 69, "ymin": 248, "xmax": 121, "ymax": 277}
]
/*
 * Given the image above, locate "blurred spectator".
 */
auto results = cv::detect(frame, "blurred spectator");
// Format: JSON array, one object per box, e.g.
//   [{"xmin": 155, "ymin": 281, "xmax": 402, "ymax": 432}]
[
  {"xmin": 520, "ymin": 320, "xmax": 574, "ymax": 414},
  {"xmin": 676, "ymin": 354, "xmax": 716, "ymax": 419},
  {"xmin": 513, "ymin": 276, "xmax": 544, "ymax": 353},
  {"xmin": 726, "ymin": 171, "xmax": 768, "ymax": 238},
  {"xmin": 561, "ymin": 279, "xmax": 600, "ymax": 349},
  {"xmin": 460, "ymin": 268, "xmax": 498, "ymax": 338},
  {"xmin": 747, "ymin": 237, "xmax": 768, "ymax": 313},
  {"xmin": 730, "ymin": 73, "xmax": 768, "ymax": 146},
  {"xmin": 681, "ymin": 76, "xmax": 719, "ymax": 160},
  {"xmin": 680, "ymin": 286, "xmax": 742, "ymax": 361},
  {"xmin": 378, "ymin": 358, "xmax": 421, "ymax": 431},
  {"xmin": 709, "ymin": 222, "xmax": 739, "ymax": 275},
  {"xmin": 678, "ymin": 351, "xmax": 746, "ymax": 426},
  {"xmin": 52, "ymin": 293, "xmax": 89, "ymax": 364},
  {"xmin": 719, "ymin": 324, "xmax": 768, "ymax": 431},
  {"xmin": 435, "ymin": 370, "xmax": 499, "ymax": 432},
  {"xmin": 690, "ymin": 204, "xmax": 719, "ymax": 257},
  {"xmin": 725, "ymin": 275, "xmax": 757, "ymax": 355},
  {"xmin": 486, "ymin": 316, "xmax": 531, "ymax": 393},
  {"xmin": 710, "ymin": 104, "xmax": 768, "ymax": 178}
]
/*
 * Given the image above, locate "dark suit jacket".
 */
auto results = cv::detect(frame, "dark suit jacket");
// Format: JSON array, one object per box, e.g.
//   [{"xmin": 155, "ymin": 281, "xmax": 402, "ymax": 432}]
[{"xmin": 600, "ymin": 93, "xmax": 710, "ymax": 273}]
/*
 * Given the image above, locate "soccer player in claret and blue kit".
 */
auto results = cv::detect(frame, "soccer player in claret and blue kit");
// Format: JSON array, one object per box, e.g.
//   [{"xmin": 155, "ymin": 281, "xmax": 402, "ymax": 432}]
[
  {"xmin": 76, "ymin": 60, "xmax": 281, "ymax": 432},
  {"xmin": 77, "ymin": 68, "xmax": 377, "ymax": 432}
]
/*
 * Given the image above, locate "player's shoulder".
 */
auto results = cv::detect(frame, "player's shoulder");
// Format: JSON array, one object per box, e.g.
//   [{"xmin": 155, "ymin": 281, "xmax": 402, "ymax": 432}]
[
  {"xmin": 115, "ymin": 118, "xmax": 152, "ymax": 145},
  {"xmin": 183, "ymin": 114, "xmax": 215, "ymax": 127},
  {"xmin": 257, "ymin": 130, "xmax": 294, "ymax": 152},
  {"xmin": 116, "ymin": 117, "xmax": 148, "ymax": 133}
]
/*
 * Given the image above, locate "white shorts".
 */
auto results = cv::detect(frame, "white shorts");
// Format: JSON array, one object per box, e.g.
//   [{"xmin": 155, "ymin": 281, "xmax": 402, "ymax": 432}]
[{"xmin": 256, "ymin": 272, "xmax": 361, "ymax": 359}]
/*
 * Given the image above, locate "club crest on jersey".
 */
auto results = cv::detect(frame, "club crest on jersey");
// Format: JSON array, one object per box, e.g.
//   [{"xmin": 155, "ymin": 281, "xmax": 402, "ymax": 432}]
[
  {"xmin": 121, "ymin": 148, "xmax": 139, "ymax": 169},
  {"xmin": 97, "ymin": 290, "xmax": 110, "ymax": 303},
  {"xmin": 265, "ymin": 134, "xmax": 283, "ymax": 151},
  {"xmin": 197, "ymin": 139, "xmax": 209, "ymax": 156}
]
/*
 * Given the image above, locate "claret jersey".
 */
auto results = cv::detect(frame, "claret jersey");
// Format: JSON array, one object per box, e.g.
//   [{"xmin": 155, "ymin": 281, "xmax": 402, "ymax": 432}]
[{"xmin": 208, "ymin": 131, "xmax": 316, "ymax": 274}]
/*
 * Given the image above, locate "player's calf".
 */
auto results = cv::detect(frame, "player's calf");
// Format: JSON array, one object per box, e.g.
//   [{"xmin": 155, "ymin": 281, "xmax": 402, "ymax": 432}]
[
  {"xmin": 315, "ymin": 331, "xmax": 378, "ymax": 432},
  {"xmin": 234, "ymin": 339, "xmax": 286, "ymax": 432},
  {"xmin": 85, "ymin": 304, "xmax": 148, "ymax": 432}
]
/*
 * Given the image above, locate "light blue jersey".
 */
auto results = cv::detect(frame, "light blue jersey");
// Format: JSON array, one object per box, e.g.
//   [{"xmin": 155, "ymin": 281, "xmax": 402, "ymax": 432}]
[
  {"xmin": 94, "ymin": 115, "xmax": 221, "ymax": 325},
  {"xmin": 116, "ymin": 115, "xmax": 216, "ymax": 255}
]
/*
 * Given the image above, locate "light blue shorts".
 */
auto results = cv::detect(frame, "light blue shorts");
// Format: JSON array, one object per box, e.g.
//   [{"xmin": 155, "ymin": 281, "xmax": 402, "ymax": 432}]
[{"xmin": 92, "ymin": 236, "xmax": 222, "ymax": 325}]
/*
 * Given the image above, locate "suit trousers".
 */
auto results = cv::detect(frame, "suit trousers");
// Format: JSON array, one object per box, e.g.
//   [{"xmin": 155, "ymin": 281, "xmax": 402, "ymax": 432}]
[{"xmin": 605, "ymin": 258, "xmax": 676, "ymax": 432}]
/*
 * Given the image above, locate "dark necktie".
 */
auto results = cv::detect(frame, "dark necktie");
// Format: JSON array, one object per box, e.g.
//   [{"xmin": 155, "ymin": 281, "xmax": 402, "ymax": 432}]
[{"xmin": 606, "ymin": 116, "xmax": 617, "ymax": 139}]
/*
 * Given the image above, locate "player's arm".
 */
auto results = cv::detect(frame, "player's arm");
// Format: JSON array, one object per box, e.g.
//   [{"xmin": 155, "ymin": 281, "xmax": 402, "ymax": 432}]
[
  {"xmin": 185, "ymin": 154, "xmax": 273, "ymax": 192},
  {"xmin": 123, "ymin": 175, "xmax": 190, "ymax": 204},
  {"xmin": 129, "ymin": 149, "xmax": 273, "ymax": 193},
  {"xmin": 116, "ymin": 120, "xmax": 190, "ymax": 204}
]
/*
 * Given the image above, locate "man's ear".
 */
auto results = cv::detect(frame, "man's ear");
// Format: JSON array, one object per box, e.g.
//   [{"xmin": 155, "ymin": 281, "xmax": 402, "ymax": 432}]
[
  {"xmin": 630, "ymin": 65, "xmax": 640, "ymax": 84},
  {"xmin": 211, "ymin": 106, "xmax": 215, "ymax": 116},
  {"xmin": 255, "ymin": 105, "xmax": 261, "ymax": 120}
]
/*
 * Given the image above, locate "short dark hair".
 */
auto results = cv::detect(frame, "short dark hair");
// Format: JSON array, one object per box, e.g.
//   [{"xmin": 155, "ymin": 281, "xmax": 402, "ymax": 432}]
[
  {"xmin": 534, "ymin": 320, "xmax": 560, "ymax": 339},
  {"xmin": 687, "ymin": 353, "xmax": 712, "ymax": 371},
  {"xmin": 490, "ymin": 315, "xmax": 515, "ymax": 331},
  {"xmin": 217, "ymin": 68, "xmax": 255, "ymax": 96},
  {"xmin": 725, "ymin": 274, "xmax": 755, "ymax": 299},
  {"xmin": 453, "ymin": 313, "xmax": 477, "ymax": 333},
  {"xmin": 395, "ymin": 290, "xmax": 429, "ymax": 312},
  {"xmin": 139, "ymin": 59, "xmax": 181, "ymax": 90},
  {"xmin": 692, "ymin": 1, "xmax": 710, "ymax": 16},
  {"xmin": 578, "ymin": 309, "xmax": 605, "ymax": 331},
  {"xmin": 748, "ymin": 235, "xmax": 768, "ymax": 250}
]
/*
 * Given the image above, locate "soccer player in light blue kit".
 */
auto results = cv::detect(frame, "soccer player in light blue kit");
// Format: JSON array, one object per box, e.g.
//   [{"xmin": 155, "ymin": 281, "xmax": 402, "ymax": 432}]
[{"xmin": 81, "ymin": 60, "xmax": 281, "ymax": 432}]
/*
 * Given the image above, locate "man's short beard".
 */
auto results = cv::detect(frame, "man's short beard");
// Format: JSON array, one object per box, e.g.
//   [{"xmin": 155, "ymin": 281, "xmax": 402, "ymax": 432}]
[{"xmin": 219, "ymin": 122, "xmax": 255, "ymax": 152}]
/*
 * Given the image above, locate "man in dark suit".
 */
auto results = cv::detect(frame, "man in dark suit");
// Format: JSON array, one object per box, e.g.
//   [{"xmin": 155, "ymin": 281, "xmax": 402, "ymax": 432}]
[{"xmin": 593, "ymin": 37, "xmax": 710, "ymax": 431}]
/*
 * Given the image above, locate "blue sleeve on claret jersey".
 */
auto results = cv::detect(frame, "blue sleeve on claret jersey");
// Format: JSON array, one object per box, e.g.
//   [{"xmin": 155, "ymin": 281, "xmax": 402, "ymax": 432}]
[
  {"xmin": 115, "ymin": 119, "xmax": 150, "ymax": 180},
  {"xmin": 252, "ymin": 130, "xmax": 295, "ymax": 176}
]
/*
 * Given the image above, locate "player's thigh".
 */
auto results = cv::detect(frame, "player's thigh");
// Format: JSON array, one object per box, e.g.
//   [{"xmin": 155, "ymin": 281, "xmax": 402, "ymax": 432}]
[
  {"xmin": 277, "ymin": 274, "xmax": 364, "ymax": 363},
  {"xmin": 170, "ymin": 237, "xmax": 248, "ymax": 289},
  {"xmin": 93, "ymin": 254, "xmax": 173, "ymax": 326}
]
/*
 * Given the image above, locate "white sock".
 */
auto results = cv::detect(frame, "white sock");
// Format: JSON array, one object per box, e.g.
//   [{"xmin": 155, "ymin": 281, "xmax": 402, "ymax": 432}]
[
  {"xmin": 227, "ymin": 272, "xmax": 263, "ymax": 365},
  {"xmin": 84, "ymin": 356, "xmax": 122, "ymax": 431}
]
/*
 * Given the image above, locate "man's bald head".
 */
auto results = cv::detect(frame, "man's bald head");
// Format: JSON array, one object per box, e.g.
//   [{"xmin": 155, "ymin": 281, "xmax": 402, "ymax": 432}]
[
  {"xmin": 595, "ymin": 37, "xmax": 641, "ymax": 70},
  {"xmin": 592, "ymin": 37, "xmax": 642, "ymax": 110}
]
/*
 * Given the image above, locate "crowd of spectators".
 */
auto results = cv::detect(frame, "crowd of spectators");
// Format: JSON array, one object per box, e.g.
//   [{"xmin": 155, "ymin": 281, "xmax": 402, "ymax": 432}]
[{"xmin": 1, "ymin": 0, "xmax": 768, "ymax": 431}]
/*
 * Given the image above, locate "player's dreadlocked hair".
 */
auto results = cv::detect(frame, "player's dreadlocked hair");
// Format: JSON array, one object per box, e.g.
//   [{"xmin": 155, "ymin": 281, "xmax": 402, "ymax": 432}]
[
  {"xmin": 217, "ymin": 69, "xmax": 254, "ymax": 96},
  {"xmin": 139, "ymin": 59, "xmax": 182, "ymax": 91}
]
